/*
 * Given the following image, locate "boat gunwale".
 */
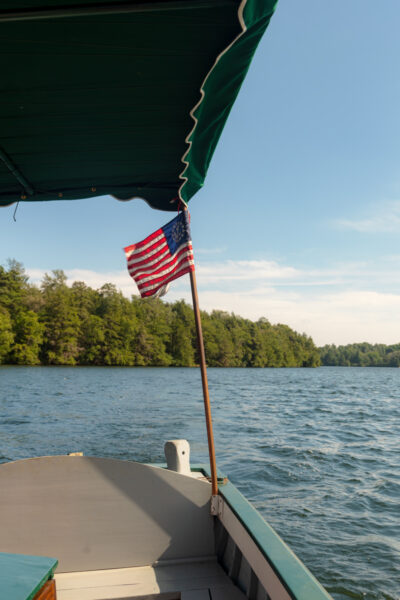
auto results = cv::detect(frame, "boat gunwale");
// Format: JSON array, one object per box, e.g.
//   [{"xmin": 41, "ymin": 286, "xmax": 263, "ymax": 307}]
[{"xmin": 190, "ymin": 464, "xmax": 333, "ymax": 600}]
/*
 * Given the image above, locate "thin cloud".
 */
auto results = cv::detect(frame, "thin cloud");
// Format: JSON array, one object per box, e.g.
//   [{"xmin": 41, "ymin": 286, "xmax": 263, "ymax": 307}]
[
  {"xmin": 27, "ymin": 259, "xmax": 377, "ymax": 292},
  {"xmin": 166, "ymin": 287, "xmax": 400, "ymax": 346},
  {"xmin": 25, "ymin": 258, "xmax": 400, "ymax": 345},
  {"xmin": 337, "ymin": 200, "xmax": 400, "ymax": 233},
  {"xmin": 197, "ymin": 259, "xmax": 300, "ymax": 282}
]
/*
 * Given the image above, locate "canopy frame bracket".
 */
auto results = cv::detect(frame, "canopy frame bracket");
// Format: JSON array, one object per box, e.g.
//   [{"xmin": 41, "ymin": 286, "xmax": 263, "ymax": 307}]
[{"xmin": 0, "ymin": 146, "xmax": 34, "ymax": 197}]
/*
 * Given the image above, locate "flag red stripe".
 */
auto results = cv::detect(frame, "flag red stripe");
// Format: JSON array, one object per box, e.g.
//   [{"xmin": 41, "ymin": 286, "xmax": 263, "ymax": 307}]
[
  {"xmin": 131, "ymin": 244, "xmax": 193, "ymax": 282},
  {"xmin": 140, "ymin": 264, "xmax": 195, "ymax": 297},
  {"xmin": 127, "ymin": 237, "xmax": 167, "ymax": 265},
  {"xmin": 137, "ymin": 255, "xmax": 194, "ymax": 291},
  {"xmin": 127, "ymin": 242, "xmax": 169, "ymax": 270},
  {"xmin": 136, "ymin": 253, "xmax": 193, "ymax": 289},
  {"xmin": 132, "ymin": 244, "xmax": 193, "ymax": 282},
  {"xmin": 124, "ymin": 228, "xmax": 163, "ymax": 256}
]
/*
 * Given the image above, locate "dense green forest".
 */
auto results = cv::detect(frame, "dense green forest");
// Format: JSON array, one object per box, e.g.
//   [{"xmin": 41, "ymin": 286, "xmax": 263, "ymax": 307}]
[
  {"xmin": 0, "ymin": 261, "xmax": 320, "ymax": 367},
  {"xmin": 319, "ymin": 343, "xmax": 400, "ymax": 367},
  {"xmin": 3, "ymin": 261, "xmax": 398, "ymax": 368}
]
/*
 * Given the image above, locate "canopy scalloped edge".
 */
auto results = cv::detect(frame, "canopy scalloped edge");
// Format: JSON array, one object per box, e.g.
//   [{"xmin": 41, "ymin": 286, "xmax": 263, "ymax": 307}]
[{"xmin": 178, "ymin": 0, "xmax": 278, "ymax": 205}]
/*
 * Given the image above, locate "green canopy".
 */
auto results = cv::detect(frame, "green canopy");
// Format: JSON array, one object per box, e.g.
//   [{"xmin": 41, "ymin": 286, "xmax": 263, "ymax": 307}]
[{"xmin": 0, "ymin": 0, "xmax": 277, "ymax": 211}]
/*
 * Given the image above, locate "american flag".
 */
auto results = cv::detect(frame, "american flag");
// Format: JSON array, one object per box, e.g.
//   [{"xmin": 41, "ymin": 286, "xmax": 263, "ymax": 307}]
[{"xmin": 124, "ymin": 210, "xmax": 195, "ymax": 298}]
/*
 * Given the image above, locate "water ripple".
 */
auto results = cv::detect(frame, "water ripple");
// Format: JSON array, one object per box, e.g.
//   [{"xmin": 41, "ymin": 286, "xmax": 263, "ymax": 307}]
[{"xmin": 0, "ymin": 365, "xmax": 399, "ymax": 600}]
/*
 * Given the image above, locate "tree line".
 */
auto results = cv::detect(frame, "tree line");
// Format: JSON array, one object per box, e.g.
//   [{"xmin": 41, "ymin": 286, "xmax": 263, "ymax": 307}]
[
  {"xmin": 319, "ymin": 343, "xmax": 400, "ymax": 367},
  {"xmin": 0, "ymin": 260, "xmax": 320, "ymax": 367}
]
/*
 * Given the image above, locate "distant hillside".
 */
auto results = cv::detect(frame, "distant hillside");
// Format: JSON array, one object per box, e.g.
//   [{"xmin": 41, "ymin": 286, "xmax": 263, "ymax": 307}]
[
  {"xmin": 0, "ymin": 260, "xmax": 320, "ymax": 368},
  {"xmin": 319, "ymin": 343, "xmax": 400, "ymax": 367}
]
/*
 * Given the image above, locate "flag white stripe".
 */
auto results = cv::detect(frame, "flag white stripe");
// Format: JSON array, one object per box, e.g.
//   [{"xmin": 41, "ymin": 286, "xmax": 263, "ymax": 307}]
[
  {"xmin": 139, "ymin": 260, "xmax": 194, "ymax": 293},
  {"xmin": 128, "ymin": 246, "xmax": 169, "ymax": 271},
  {"xmin": 127, "ymin": 239, "xmax": 168, "ymax": 265},
  {"xmin": 138, "ymin": 257, "xmax": 194, "ymax": 291},
  {"xmin": 129, "ymin": 242, "xmax": 192, "ymax": 278},
  {"xmin": 125, "ymin": 231, "xmax": 165, "ymax": 259},
  {"xmin": 136, "ymin": 248, "xmax": 193, "ymax": 286},
  {"xmin": 129, "ymin": 249, "xmax": 174, "ymax": 278}
]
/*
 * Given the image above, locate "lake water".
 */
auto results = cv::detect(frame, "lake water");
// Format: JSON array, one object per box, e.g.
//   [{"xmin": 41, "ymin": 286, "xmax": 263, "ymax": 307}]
[{"xmin": 0, "ymin": 366, "xmax": 399, "ymax": 600}]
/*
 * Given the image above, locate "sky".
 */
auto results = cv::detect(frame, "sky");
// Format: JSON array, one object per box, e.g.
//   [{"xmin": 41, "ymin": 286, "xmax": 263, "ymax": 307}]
[{"xmin": 1, "ymin": 0, "xmax": 400, "ymax": 346}]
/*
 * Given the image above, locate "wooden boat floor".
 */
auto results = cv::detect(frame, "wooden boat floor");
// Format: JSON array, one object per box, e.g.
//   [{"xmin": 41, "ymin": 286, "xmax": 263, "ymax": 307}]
[{"xmin": 55, "ymin": 558, "xmax": 246, "ymax": 600}]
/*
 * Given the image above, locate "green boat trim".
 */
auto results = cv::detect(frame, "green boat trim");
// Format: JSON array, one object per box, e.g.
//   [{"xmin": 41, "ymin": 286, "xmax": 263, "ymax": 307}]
[{"xmin": 192, "ymin": 465, "xmax": 332, "ymax": 600}]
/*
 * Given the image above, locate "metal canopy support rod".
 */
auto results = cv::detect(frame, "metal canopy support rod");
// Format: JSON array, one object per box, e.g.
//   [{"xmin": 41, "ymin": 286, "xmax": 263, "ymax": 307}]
[
  {"xmin": 189, "ymin": 266, "xmax": 218, "ymax": 497},
  {"xmin": 0, "ymin": 147, "xmax": 34, "ymax": 196},
  {"xmin": 0, "ymin": 1, "xmax": 236, "ymax": 23}
]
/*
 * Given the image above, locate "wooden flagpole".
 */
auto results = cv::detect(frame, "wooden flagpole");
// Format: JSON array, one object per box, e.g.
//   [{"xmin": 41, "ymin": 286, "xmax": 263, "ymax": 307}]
[{"xmin": 189, "ymin": 261, "xmax": 219, "ymax": 497}]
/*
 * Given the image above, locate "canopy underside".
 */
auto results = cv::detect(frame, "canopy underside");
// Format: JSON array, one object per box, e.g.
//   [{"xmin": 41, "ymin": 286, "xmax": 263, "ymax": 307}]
[{"xmin": 0, "ymin": 0, "xmax": 277, "ymax": 211}]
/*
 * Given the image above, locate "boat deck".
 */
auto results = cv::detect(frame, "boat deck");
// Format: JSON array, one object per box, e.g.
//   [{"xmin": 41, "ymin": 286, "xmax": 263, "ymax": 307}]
[
  {"xmin": 0, "ymin": 455, "xmax": 332, "ymax": 600},
  {"xmin": 55, "ymin": 558, "xmax": 246, "ymax": 600}
]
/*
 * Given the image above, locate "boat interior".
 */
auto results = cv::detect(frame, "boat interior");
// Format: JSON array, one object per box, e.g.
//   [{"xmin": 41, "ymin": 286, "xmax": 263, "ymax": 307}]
[{"xmin": 0, "ymin": 442, "xmax": 287, "ymax": 600}]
